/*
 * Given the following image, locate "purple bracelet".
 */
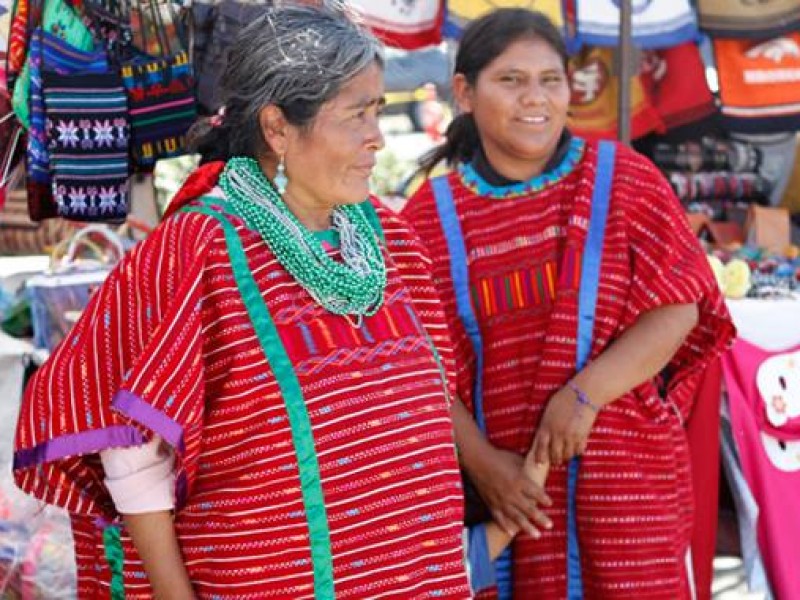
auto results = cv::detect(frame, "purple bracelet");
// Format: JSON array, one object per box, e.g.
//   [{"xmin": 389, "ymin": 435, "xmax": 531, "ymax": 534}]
[{"xmin": 567, "ymin": 381, "xmax": 601, "ymax": 413}]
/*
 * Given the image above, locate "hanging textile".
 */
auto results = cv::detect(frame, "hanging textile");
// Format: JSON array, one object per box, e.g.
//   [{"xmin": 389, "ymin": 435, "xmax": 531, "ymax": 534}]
[
  {"xmin": 355, "ymin": 0, "xmax": 443, "ymax": 50},
  {"xmin": 24, "ymin": 30, "xmax": 109, "ymax": 221},
  {"xmin": 574, "ymin": 0, "xmax": 698, "ymax": 50},
  {"xmin": 11, "ymin": 0, "xmax": 94, "ymax": 129},
  {"xmin": 696, "ymin": 0, "xmax": 800, "ymax": 40},
  {"xmin": 714, "ymin": 34, "xmax": 800, "ymax": 134},
  {"xmin": 4, "ymin": 0, "xmax": 35, "ymax": 92},
  {"xmin": 120, "ymin": 50, "xmax": 195, "ymax": 170},
  {"xmin": 43, "ymin": 71, "xmax": 130, "ymax": 221},
  {"xmin": 639, "ymin": 42, "xmax": 717, "ymax": 133},
  {"xmin": 28, "ymin": 32, "xmax": 109, "ymax": 178},
  {"xmin": 722, "ymin": 339, "xmax": 800, "ymax": 600},
  {"xmin": 567, "ymin": 46, "xmax": 663, "ymax": 141},
  {"xmin": 443, "ymin": 0, "xmax": 563, "ymax": 40}
]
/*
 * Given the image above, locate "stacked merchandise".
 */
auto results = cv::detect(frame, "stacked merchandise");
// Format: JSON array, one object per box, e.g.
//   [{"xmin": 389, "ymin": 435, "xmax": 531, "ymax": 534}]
[
  {"xmin": 650, "ymin": 137, "xmax": 769, "ymax": 231},
  {"xmin": 0, "ymin": 0, "xmax": 197, "ymax": 224}
]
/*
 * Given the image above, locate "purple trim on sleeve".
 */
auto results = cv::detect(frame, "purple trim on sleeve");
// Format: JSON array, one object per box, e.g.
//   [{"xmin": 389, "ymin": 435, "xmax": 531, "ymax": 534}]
[
  {"xmin": 112, "ymin": 389, "xmax": 185, "ymax": 453},
  {"xmin": 14, "ymin": 425, "xmax": 144, "ymax": 470}
]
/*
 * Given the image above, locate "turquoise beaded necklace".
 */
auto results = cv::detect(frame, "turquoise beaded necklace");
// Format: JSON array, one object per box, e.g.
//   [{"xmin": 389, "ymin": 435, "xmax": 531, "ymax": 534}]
[{"xmin": 219, "ymin": 157, "xmax": 387, "ymax": 322}]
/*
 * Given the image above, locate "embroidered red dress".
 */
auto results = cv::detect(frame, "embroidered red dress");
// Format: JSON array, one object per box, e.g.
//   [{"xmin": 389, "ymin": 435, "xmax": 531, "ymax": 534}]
[
  {"xmin": 13, "ymin": 164, "xmax": 471, "ymax": 599},
  {"xmin": 402, "ymin": 138, "xmax": 735, "ymax": 599}
]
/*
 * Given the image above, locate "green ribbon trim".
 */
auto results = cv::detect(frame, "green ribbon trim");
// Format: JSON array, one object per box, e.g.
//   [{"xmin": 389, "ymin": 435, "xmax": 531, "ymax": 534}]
[
  {"xmin": 102, "ymin": 524, "xmax": 125, "ymax": 600},
  {"xmin": 181, "ymin": 199, "xmax": 335, "ymax": 599}
]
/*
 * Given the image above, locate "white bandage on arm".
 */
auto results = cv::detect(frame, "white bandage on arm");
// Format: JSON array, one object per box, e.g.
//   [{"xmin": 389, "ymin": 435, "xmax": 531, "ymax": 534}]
[{"xmin": 100, "ymin": 435, "xmax": 176, "ymax": 514}]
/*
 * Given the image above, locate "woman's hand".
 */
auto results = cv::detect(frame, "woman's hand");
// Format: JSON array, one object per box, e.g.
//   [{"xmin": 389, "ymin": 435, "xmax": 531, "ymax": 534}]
[
  {"xmin": 468, "ymin": 446, "xmax": 553, "ymax": 538},
  {"xmin": 532, "ymin": 386, "xmax": 598, "ymax": 466}
]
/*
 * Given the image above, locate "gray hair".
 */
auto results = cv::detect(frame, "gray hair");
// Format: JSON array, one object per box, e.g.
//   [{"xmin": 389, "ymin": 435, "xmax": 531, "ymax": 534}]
[{"xmin": 202, "ymin": 2, "xmax": 383, "ymax": 160}]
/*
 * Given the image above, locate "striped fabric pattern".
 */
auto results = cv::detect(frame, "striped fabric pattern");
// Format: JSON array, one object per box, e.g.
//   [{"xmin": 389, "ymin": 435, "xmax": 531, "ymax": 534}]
[
  {"xmin": 469, "ymin": 248, "xmax": 582, "ymax": 319},
  {"xmin": 43, "ymin": 71, "xmax": 130, "ymax": 220},
  {"xmin": 26, "ymin": 32, "xmax": 109, "ymax": 184},
  {"xmin": 120, "ymin": 51, "xmax": 196, "ymax": 169},
  {"xmin": 403, "ymin": 140, "xmax": 735, "ymax": 599},
  {"xmin": 13, "ymin": 184, "xmax": 470, "ymax": 598}
]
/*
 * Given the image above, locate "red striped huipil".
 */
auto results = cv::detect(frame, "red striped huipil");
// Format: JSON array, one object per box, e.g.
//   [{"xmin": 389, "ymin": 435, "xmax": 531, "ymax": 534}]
[
  {"xmin": 13, "ymin": 164, "xmax": 471, "ymax": 599},
  {"xmin": 402, "ymin": 139, "xmax": 735, "ymax": 599}
]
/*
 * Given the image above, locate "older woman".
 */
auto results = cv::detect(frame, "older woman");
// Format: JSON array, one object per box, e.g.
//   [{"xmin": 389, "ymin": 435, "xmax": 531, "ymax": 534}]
[
  {"xmin": 403, "ymin": 8, "xmax": 735, "ymax": 600},
  {"xmin": 13, "ymin": 5, "xmax": 470, "ymax": 599}
]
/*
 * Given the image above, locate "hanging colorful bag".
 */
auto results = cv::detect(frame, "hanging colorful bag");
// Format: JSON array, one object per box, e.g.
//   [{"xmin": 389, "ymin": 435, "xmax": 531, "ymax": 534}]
[
  {"xmin": 43, "ymin": 69, "xmax": 130, "ymax": 221},
  {"xmin": 25, "ymin": 30, "xmax": 110, "ymax": 221},
  {"xmin": 120, "ymin": 49, "xmax": 195, "ymax": 170},
  {"xmin": 11, "ymin": 0, "xmax": 94, "ymax": 129}
]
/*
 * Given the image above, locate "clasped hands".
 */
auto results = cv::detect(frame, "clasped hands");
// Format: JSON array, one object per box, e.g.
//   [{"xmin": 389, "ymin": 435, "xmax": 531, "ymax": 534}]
[{"xmin": 468, "ymin": 385, "xmax": 599, "ymax": 538}]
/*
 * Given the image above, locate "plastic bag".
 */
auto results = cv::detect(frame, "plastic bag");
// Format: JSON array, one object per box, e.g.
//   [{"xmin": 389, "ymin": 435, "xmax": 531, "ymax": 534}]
[{"xmin": 26, "ymin": 224, "xmax": 124, "ymax": 351}]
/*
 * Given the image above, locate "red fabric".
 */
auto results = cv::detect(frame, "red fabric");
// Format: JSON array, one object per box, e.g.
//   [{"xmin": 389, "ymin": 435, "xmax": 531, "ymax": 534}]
[
  {"xmin": 686, "ymin": 358, "xmax": 723, "ymax": 600},
  {"xmin": 161, "ymin": 161, "xmax": 224, "ymax": 219},
  {"xmin": 403, "ymin": 140, "xmax": 735, "ymax": 599},
  {"xmin": 14, "ymin": 174, "xmax": 470, "ymax": 598},
  {"xmin": 358, "ymin": 1, "xmax": 444, "ymax": 49},
  {"xmin": 6, "ymin": 0, "xmax": 29, "ymax": 84},
  {"xmin": 640, "ymin": 43, "xmax": 718, "ymax": 132}
]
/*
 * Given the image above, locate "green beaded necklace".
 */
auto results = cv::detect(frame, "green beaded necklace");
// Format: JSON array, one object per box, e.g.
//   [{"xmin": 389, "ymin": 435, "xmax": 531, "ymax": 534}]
[{"xmin": 219, "ymin": 157, "xmax": 387, "ymax": 322}]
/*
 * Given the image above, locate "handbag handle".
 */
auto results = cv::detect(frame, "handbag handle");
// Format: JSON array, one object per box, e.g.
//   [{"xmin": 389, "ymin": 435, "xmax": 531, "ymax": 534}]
[{"xmin": 60, "ymin": 224, "xmax": 125, "ymax": 269}]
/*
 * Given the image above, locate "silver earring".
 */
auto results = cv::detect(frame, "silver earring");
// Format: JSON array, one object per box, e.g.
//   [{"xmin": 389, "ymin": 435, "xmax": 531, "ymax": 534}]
[{"xmin": 274, "ymin": 156, "xmax": 288, "ymax": 196}]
